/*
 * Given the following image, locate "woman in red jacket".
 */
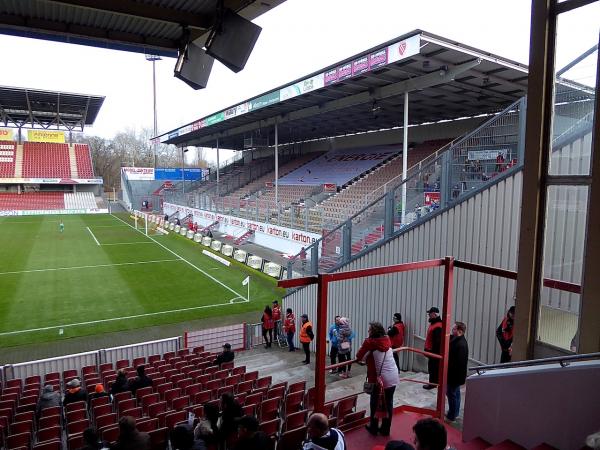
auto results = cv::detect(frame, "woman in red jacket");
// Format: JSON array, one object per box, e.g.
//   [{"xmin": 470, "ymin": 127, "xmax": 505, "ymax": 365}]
[
  {"xmin": 356, "ymin": 322, "xmax": 399, "ymax": 436},
  {"xmin": 261, "ymin": 305, "xmax": 274, "ymax": 348}
]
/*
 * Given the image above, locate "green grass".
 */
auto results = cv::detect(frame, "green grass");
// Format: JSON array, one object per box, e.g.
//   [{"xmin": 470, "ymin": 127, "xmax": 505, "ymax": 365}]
[{"xmin": 0, "ymin": 213, "xmax": 283, "ymax": 348}]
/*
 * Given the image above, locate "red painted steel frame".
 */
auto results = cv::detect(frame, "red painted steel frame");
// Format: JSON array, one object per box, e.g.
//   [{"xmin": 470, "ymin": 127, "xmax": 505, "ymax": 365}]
[{"xmin": 277, "ymin": 257, "xmax": 581, "ymax": 421}]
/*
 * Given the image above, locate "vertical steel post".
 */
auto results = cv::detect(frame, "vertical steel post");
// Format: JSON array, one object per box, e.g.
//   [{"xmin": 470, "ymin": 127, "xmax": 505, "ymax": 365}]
[
  {"xmin": 275, "ymin": 123, "xmax": 279, "ymax": 225},
  {"xmin": 152, "ymin": 58, "xmax": 158, "ymax": 168},
  {"xmin": 216, "ymin": 139, "xmax": 220, "ymax": 198},
  {"xmin": 384, "ymin": 191, "xmax": 394, "ymax": 239},
  {"xmin": 436, "ymin": 256, "xmax": 454, "ymax": 419},
  {"xmin": 401, "ymin": 91, "xmax": 409, "ymax": 224},
  {"xmin": 314, "ymin": 274, "xmax": 329, "ymax": 414},
  {"xmin": 342, "ymin": 221, "xmax": 352, "ymax": 263}
]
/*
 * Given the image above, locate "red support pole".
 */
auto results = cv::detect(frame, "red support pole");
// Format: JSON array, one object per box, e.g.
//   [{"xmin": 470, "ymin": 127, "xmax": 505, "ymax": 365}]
[
  {"xmin": 436, "ymin": 256, "xmax": 454, "ymax": 419},
  {"xmin": 314, "ymin": 274, "xmax": 329, "ymax": 414}
]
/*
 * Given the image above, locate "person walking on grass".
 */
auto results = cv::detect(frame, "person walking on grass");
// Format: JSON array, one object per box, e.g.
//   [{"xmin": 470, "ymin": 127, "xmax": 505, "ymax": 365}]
[
  {"xmin": 59, "ymin": 220, "xmax": 64, "ymax": 233},
  {"xmin": 261, "ymin": 305, "xmax": 274, "ymax": 348}
]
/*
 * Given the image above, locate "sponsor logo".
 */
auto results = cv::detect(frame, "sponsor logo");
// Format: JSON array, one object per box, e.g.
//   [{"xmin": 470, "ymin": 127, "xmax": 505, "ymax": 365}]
[{"xmin": 398, "ymin": 41, "xmax": 407, "ymax": 56}]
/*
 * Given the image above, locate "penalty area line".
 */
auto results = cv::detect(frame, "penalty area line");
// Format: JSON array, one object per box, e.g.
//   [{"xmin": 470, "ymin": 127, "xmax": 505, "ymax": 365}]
[
  {"xmin": 0, "ymin": 298, "xmax": 251, "ymax": 337},
  {"xmin": 86, "ymin": 226, "xmax": 101, "ymax": 246},
  {"xmin": 111, "ymin": 213, "xmax": 246, "ymax": 300},
  {"xmin": 0, "ymin": 259, "xmax": 181, "ymax": 276}
]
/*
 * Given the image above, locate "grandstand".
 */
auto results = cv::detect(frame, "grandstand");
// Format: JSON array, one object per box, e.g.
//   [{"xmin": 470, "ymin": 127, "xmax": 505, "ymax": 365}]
[
  {"xmin": 0, "ymin": 1, "xmax": 598, "ymax": 449},
  {"xmin": 0, "ymin": 86, "xmax": 105, "ymax": 215}
]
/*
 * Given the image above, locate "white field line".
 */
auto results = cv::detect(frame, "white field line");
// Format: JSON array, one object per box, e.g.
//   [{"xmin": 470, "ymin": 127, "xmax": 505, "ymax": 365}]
[
  {"xmin": 0, "ymin": 259, "xmax": 181, "ymax": 276},
  {"xmin": 100, "ymin": 242, "xmax": 154, "ymax": 246},
  {"xmin": 111, "ymin": 214, "xmax": 246, "ymax": 299},
  {"xmin": 86, "ymin": 226, "xmax": 101, "ymax": 246},
  {"xmin": 0, "ymin": 296, "xmax": 249, "ymax": 337}
]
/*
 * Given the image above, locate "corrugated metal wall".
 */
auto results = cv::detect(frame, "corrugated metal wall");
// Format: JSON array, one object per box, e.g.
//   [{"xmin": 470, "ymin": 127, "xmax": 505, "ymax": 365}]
[{"xmin": 284, "ymin": 172, "xmax": 523, "ymax": 366}]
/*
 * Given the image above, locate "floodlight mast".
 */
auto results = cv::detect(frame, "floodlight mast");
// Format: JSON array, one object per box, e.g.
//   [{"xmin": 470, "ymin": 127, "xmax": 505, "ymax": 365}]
[{"xmin": 145, "ymin": 53, "xmax": 162, "ymax": 168}]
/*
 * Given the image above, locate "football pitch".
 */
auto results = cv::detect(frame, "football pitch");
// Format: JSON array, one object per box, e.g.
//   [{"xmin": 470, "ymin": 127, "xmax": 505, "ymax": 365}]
[{"xmin": 0, "ymin": 212, "xmax": 283, "ymax": 348}]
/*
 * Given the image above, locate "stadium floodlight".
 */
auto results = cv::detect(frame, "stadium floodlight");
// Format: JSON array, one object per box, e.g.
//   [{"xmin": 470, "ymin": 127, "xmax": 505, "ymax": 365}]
[{"xmin": 145, "ymin": 54, "xmax": 162, "ymax": 168}]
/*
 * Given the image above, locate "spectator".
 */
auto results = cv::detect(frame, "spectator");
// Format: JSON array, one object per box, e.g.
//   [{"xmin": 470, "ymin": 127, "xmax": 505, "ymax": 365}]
[
  {"xmin": 232, "ymin": 415, "xmax": 271, "ymax": 450},
  {"xmin": 423, "ymin": 307, "xmax": 443, "ymax": 390},
  {"xmin": 412, "ymin": 418, "xmax": 447, "ymax": 450},
  {"xmin": 170, "ymin": 424, "xmax": 207, "ymax": 450},
  {"xmin": 77, "ymin": 428, "xmax": 106, "ymax": 450},
  {"xmin": 446, "ymin": 322, "xmax": 468, "ymax": 422},
  {"xmin": 111, "ymin": 416, "xmax": 150, "ymax": 450},
  {"xmin": 283, "ymin": 308, "xmax": 296, "ymax": 352},
  {"xmin": 128, "ymin": 365, "xmax": 153, "ymax": 395},
  {"xmin": 336, "ymin": 317, "xmax": 353, "ymax": 379},
  {"xmin": 110, "ymin": 370, "xmax": 129, "ymax": 396},
  {"xmin": 194, "ymin": 403, "xmax": 219, "ymax": 447},
  {"xmin": 328, "ymin": 316, "xmax": 341, "ymax": 373},
  {"xmin": 356, "ymin": 322, "xmax": 399, "ymax": 436},
  {"xmin": 299, "ymin": 247, "xmax": 307, "ymax": 269},
  {"xmin": 219, "ymin": 392, "xmax": 243, "ymax": 447},
  {"xmin": 37, "ymin": 384, "xmax": 60, "ymax": 418},
  {"xmin": 63, "ymin": 378, "xmax": 87, "ymax": 406},
  {"xmin": 272, "ymin": 300, "xmax": 282, "ymax": 343},
  {"xmin": 388, "ymin": 313, "xmax": 406, "ymax": 371},
  {"xmin": 303, "ymin": 412, "xmax": 346, "ymax": 450},
  {"xmin": 496, "ymin": 306, "xmax": 515, "ymax": 363},
  {"xmin": 261, "ymin": 305, "xmax": 274, "ymax": 348},
  {"xmin": 300, "ymin": 314, "xmax": 314, "ymax": 365},
  {"xmin": 213, "ymin": 343, "xmax": 235, "ymax": 367},
  {"xmin": 88, "ymin": 384, "xmax": 110, "ymax": 405}
]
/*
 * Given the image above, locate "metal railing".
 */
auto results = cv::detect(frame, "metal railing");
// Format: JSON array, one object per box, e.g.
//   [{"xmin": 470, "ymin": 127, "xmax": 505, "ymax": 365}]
[{"xmin": 470, "ymin": 352, "xmax": 600, "ymax": 374}]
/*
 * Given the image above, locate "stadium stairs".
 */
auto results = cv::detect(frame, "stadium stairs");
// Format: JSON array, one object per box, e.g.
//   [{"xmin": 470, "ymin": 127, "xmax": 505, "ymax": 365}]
[{"xmin": 233, "ymin": 229, "xmax": 254, "ymax": 245}]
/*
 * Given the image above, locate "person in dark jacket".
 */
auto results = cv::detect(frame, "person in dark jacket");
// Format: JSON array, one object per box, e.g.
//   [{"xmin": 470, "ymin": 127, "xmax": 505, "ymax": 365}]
[
  {"xmin": 423, "ymin": 307, "xmax": 443, "ymax": 390},
  {"xmin": 496, "ymin": 306, "xmax": 515, "ymax": 363},
  {"xmin": 77, "ymin": 428, "xmax": 106, "ymax": 450},
  {"xmin": 111, "ymin": 416, "xmax": 150, "ymax": 450},
  {"xmin": 232, "ymin": 415, "xmax": 271, "ymax": 450},
  {"xmin": 303, "ymin": 412, "xmax": 346, "ymax": 449},
  {"xmin": 37, "ymin": 384, "xmax": 60, "ymax": 418},
  {"xmin": 128, "ymin": 365, "xmax": 153, "ymax": 395},
  {"xmin": 170, "ymin": 424, "xmax": 207, "ymax": 450},
  {"xmin": 110, "ymin": 370, "xmax": 129, "ymax": 396},
  {"xmin": 63, "ymin": 379, "xmax": 88, "ymax": 406},
  {"xmin": 219, "ymin": 392, "xmax": 243, "ymax": 447},
  {"xmin": 412, "ymin": 418, "xmax": 447, "ymax": 450},
  {"xmin": 88, "ymin": 384, "xmax": 110, "ymax": 405},
  {"xmin": 261, "ymin": 305, "xmax": 274, "ymax": 348},
  {"xmin": 388, "ymin": 313, "xmax": 406, "ymax": 371},
  {"xmin": 213, "ymin": 343, "xmax": 235, "ymax": 367},
  {"xmin": 446, "ymin": 322, "xmax": 469, "ymax": 422}
]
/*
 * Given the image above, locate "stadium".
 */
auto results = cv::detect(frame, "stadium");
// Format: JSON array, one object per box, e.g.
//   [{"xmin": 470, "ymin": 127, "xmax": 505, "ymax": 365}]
[{"xmin": 0, "ymin": 1, "xmax": 598, "ymax": 450}]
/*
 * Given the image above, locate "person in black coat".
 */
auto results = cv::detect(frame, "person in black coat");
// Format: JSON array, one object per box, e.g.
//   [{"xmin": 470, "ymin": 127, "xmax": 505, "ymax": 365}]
[
  {"xmin": 110, "ymin": 370, "xmax": 129, "ymax": 396},
  {"xmin": 128, "ymin": 365, "xmax": 153, "ymax": 395},
  {"xmin": 213, "ymin": 343, "xmax": 235, "ymax": 367},
  {"xmin": 423, "ymin": 307, "xmax": 443, "ymax": 390},
  {"xmin": 63, "ymin": 379, "xmax": 88, "ymax": 406},
  {"xmin": 446, "ymin": 322, "xmax": 469, "ymax": 421}
]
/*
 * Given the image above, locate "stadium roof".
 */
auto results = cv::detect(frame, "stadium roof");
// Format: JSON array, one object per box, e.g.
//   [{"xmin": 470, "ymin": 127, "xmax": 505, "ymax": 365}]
[
  {"xmin": 0, "ymin": 85, "xmax": 105, "ymax": 131},
  {"xmin": 158, "ymin": 30, "xmax": 590, "ymax": 150},
  {"xmin": 0, "ymin": 0, "xmax": 285, "ymax": 57}
]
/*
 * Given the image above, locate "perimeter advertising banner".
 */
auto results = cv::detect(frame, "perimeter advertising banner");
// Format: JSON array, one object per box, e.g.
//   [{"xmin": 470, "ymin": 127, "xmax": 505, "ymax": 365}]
[
  {"xmin": 0, "ymin": 128, "xmax": 14, "ymax": 141},
  {"xmin": 27, "ymin": 130, "xmax": 65, "ymax": 143},
  {"xmin": 122, "ymin": 167, "xmax": 155, "ymax": 181}
]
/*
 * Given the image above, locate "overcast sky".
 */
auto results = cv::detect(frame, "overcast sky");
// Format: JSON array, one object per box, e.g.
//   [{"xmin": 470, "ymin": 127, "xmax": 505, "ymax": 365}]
[{"xmin": 0, "ymin": 0, "xmax": 597, "ymax": 146}]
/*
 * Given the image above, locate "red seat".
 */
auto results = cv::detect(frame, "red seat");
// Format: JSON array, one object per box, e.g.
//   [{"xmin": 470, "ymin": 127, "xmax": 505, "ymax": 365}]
[
  {"xmin": 67, "ymin": 432, "xmax": 84, "ymax": 450},
  {"xmin": 37, "ymin": 425, "xmax": 62, "ymax": 443},
  {"xmin": 236, "ymin": 380, "xmax": 254, "ymax": 395},
  {"xmin": 5, "ymin": 379, "xmax": 22, "ymax": 390},
  {"xmin": 132, "ymin": 357, "xmax": 146, "ymax": 368},
  {"xmin": 62, "ymin": 370, "xmax": 78, "ymax": 383},
  {"xmin": 101, "ymin": 425, "xmax": 119, "ymax": 445},
  {"xmin": 164, "ymin": 411, "xmax": 186, "ymax": 430},
  {"xmin": 65, "ymin": 401, "xmax": 86, "ymax": 414},
  {"xmin": 260, "ymin": 398, "xmax": 280, "ymax": 422},
  {"xmin": 9, "ymin": 420, "xmax": 33, "ymax": 435},
  {"xmin": 147, "ymin": 401, "xmax": 167, "ymax": 419},
  {"xmin": 67, "ymin": 418, "xmax": 89, "ymax": 436},
  {"xmin": 288, "ymin": 381, "xmax": 306, "ymax": 394},
  {"xmin": 117, "ymin": 398, "xmax": 136, "ymax": 417},
  {"xmin": 334, "ymin": 395, "xmax": 357, "ymax": 421},
  {"xmin": 39, "ymin": 415, "xmax": 61, "ymax": 430},
  {"xmin": 163, "ymin": 388, "xmax": 181, "ymax": 407},
  {"xmin": 99, "ymin": 363, "xmax": 113, "ymax": 373},
  {"xmin": 193, "ymin": 391, "xmax": 212, "ymax": 405},
  {"xmin": 256, "ymin": 376, "xmax": 272, "ymax": 389},
  {"xmin": 121, "ymin": 407, "xmax": 143, "ymax": 420},
  {"xmin": 33, "ymin": 439, "xmax": 62, "ymax": 450},
  {"xmin": 148, "ymin": 427, "xmax": 168, "ymax": 450},
  {"xmin": 14, "ymin": 411, "xmax": 35, "ymax": 424},
  {"xmin": 243, "ymin": 371, "xmax": 259, "ymax": 382},
  {"xmin": 66, "ymin": 409, "xmax": 86, "ymax": 424},
  {"xmin": 283, "ymin": 410, "xmax": 308, "ymax": 432},
  {"xmin": 245, "ymin": 392, "xmax": 264, "ymax": 406},
  {"xmin": 81, "ymin": 366, "xmax": 97, "ymax": 377},
  {"xmin": 6, "ymin": 432, "xmax": 31, "ymax": 450},
  {"xmin": 95, "ymin": 412, "xmax": 117, "ymax": 431},
  {"xmin": 136, "ymin": 386, "xmax": 154, "ymax": 403},
  {"xmin": 242, "ymin": 403, "xmax": 258, "ymax": 417},
  {"xmin": 278, "ymin": 426, "xmax": 307, "ymax": 449},
  {"xmin": 170, "ymin": 396, "xmax": 190, "ymax": 411},
  {"xmin": 25, "ymin": 376, "xmax": 41, "ymax": 386},
  {"xmin": 116, "ymin": 359, "xmax": 129, "ymax": 370},
  {"xmin": 284, "ymin": 391, "xmax": 304, "ymax": 415},
  {"xmin": 92, "ymin": 404, "xmax": 112, "ymax": 421},
  {"xmin": 259, "ymin": 418, "xmax": 280, "ymax": 439},
  {"xmin": 136, "ymin": 417, "xmax": 158, "ymax": 433},
  {"xmin": 112, "ymin": 391, "xmax": 132, "ymax": 405},
  {"xmin": 232, "ymin": 366, "xmax": 246, "ymax": 376},
  {"xmin": 141, "ymin": 393, "xmax": 160, "ymax": 414}
]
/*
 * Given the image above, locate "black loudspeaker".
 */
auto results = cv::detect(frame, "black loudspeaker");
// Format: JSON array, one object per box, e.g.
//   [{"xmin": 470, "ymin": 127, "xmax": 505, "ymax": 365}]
[
  {"xmin": 174, "ymin": 41, "xmax": 214, "ymax": 90},
  {"xmin": 205, "ymin": 8, "xmax": 262, "ymax": 73}
]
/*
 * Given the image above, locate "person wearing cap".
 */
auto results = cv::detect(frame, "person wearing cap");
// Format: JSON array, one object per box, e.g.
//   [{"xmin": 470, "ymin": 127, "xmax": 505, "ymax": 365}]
[
  {"xmin": 303, "ymin": 412, "xmax": 346, "ymax": 449},
  {"xmin": 283, "ymin": 308, "xmax": 297, "ymax": 352},
  {"xmin": 232, "ymin": 415, "xmax": 271, "ymax": 450},
  {"xmin": 63, "ymin": 378, "xmax": 88, "ymax": 406},
  {"xmin": 213, "ymin": 343, "xmax": 235, "ymax": 367},
  {"xmin": 299, "ymin": 314, "xmax": 314, "ymax": 364},
  {"xmin": 446, "ymin": 321, "xmax": 468, "ymax": 422},
  {"xmin": 496, "ymin": 306, "xmax": 515, "ymax": 363},
  {"xmin": 423, "ymin": 307, "xmax": 443, "ymax": 390},
  {"xmin": 128, "ymin": 365, "xmax": 153, "ymax": 395},
  {"xmin": 388, "ymin": 313, "xmax": 406, "ymax": 371},
  {"xmin": 37, "ymin": 384, "xmax": 60, "ymax": 418},
  {"xmin": 88, "ymin": 383, "xmax": 110, "ymax": 406}
]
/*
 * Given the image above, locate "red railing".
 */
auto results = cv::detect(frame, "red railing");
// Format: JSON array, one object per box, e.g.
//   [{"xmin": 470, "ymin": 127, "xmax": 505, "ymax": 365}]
[{"xmin": 278, "ymin": 256, "xmax": 581, "ymax": 420}]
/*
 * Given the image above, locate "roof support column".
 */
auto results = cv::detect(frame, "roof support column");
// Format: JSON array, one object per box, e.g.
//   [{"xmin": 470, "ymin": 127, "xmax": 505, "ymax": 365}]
[
  {"xmin": 401, "ymin": 91, "xmax": 409, "ymax": 224},
  {"xmin": 275, "ymin": 122, "xmax": 279, "ymax": 225},
  {"xmin": 216, "ymin": 138, "xmax": 220, "ymax": 199}
]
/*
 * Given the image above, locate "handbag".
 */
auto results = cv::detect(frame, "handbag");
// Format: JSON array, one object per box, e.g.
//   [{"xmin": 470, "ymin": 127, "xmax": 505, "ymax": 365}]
[
  {"xmin": 363, "ymin": 351, "xmax": 387, "ymax": 394},
  {"xmin": 340, "ymin": 341, "xmax": 351, "ymax": 350}
]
